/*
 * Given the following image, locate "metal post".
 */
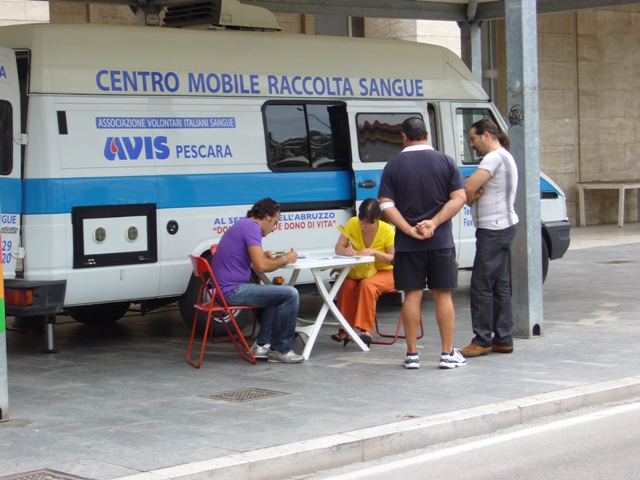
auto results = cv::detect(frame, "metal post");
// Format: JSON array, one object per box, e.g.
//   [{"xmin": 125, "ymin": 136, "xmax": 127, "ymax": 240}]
[
  {"xmin": 0, "ymin": 203, "xmax": 9, "ymax": 420},
  {"xmin": 459, "ymin": 21, "xmax": 483, "ymax": 84},
  {"xmin": 41, "ymin": 315, "xmax": 59, "ymax": 354},
  {"xmin": 505, "ymin": 0, "xmax": 544, "ymax": 338}
]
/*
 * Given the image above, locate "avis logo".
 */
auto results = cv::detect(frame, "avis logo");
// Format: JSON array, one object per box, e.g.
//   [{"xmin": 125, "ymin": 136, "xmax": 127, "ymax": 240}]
[{"xmin": 104, "ymin": 136, "xmax": 170, "ymax": 160}]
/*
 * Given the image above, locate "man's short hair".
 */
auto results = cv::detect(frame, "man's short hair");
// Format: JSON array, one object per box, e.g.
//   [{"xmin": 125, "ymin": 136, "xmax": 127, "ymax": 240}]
[
  {"xmin": 402, "ymin": 117, "xmax": 427, "ymax": 142},
  {"xmin": 247, "ymin": 198, "xmax": 280, "ymax": 220}
]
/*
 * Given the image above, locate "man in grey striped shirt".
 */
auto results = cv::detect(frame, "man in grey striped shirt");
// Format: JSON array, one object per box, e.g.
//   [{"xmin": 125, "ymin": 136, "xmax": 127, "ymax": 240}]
[{"xmin": 459, "ymin": 119, "xmax": 519, "ymax": 358}]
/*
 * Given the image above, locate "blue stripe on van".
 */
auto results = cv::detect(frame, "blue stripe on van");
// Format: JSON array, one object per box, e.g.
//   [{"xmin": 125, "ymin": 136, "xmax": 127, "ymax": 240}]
[
  {"xmin": 0, "ymin": 178, "xmax": 21, "ymax": 213},
  {"xmin": 23, "ymin": 171, "xmax": 353, "ymax": 214},
  {"xmin": 459, "ymin": 166, "xmax": 560, "ymax": 195}
]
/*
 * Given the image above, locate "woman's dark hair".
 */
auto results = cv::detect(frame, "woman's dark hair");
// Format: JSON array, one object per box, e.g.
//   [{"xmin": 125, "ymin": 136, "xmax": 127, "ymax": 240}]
[
  {"xmin": 358, "ymin": 198, "xmax": 382, "ymax": 224},
  {"xmin": 247, "ymin": 198, "xmax": 280, "ymax": 220},
  {"xmin": 471, "ymin": 119, "xmax": 511, "ymax": 150},
  {"xmin": 401, "ymin": 117, "xmax": 427, "ymax": 142}
]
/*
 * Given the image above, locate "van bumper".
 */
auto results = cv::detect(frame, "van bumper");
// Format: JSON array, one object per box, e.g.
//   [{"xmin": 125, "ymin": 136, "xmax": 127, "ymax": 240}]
[
  {"xmin": 543, "ymin": 220, "xmax": 571, "ymax": 260},
  {"xmin": 4, "ymin": 279, "xmax": 67, "ymax": 317}
]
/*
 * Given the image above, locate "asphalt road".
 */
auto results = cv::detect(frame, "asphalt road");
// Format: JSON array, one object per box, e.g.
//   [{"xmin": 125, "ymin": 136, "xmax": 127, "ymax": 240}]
[{"xmin": 291, "ymin": 399, "xmax": 640, "ymax": 480}]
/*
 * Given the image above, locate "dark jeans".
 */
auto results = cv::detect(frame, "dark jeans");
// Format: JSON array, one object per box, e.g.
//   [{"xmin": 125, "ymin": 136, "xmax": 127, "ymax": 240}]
[
  {"xmin": 469, "ymin": 225, "xmax": 517, "ymax": 348},
  {"xmin": 225, "ymin": 283, "xmax": 299, "ymax": 353}
]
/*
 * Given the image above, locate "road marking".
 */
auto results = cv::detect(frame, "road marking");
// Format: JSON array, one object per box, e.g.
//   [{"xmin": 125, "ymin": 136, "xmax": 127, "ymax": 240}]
[{"xmin": 323, "ymin": 402, "xmax": 640, "ymax": 479}]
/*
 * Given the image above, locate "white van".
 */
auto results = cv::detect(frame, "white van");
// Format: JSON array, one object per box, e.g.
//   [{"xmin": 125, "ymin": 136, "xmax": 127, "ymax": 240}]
[{"xmin": 0, "ymin": 24, "xmax": 570, "ymax": 333}]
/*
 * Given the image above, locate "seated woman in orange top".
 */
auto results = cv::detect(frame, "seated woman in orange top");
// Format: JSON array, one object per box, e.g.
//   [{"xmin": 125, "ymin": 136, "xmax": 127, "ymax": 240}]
[{"xmin": 332, "ymin": 198, "xmax": 395, "ymax": 347}]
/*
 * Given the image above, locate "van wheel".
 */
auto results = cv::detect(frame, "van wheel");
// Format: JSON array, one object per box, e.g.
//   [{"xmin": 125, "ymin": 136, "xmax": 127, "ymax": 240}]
[
  {"xmin": 541, "ymin": 237, "xmax": 550, "ymax": 283},
  {"xmin": 178, "ymin": 271, "xmax": 252, "ymax": 336},
  {"xmin": 68, "ymin": 302, "xmax": 131, "ymax": 325}
]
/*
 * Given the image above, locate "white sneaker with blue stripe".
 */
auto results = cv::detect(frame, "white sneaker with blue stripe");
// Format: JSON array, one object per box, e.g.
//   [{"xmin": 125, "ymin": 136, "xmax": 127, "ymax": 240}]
[
  {"xmin": 403, "ymin": 353, "xmax": 420, "ymax": 369},
  {"xmin": 439, "ymin": 348, "xmax": 467, "ymax": 369}
]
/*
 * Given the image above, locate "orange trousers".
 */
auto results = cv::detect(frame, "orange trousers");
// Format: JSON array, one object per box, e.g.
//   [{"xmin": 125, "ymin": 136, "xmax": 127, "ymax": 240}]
[{"xmin": 336, "ymin": 269, "xmax": 394, "ymax": 333}]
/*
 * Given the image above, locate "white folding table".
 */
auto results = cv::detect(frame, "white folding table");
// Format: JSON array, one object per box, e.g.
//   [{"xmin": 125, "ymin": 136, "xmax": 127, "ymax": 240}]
[{"xmin": 258, "ymin": 254, "xmax": 375, "ymax": 359}]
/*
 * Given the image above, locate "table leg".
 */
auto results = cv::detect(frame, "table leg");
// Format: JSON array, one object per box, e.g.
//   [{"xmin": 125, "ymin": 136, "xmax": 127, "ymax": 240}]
[
  {"xmin": 578, "ymin": 184, "xmax": 586, "ymax": 227},
  {"xmin": 299, "ymin": 266, "xmax": 370, "ymax": 359},
  {"xmin": 618, "ymin": 185, "xmax": 625, "ymax": 228}
]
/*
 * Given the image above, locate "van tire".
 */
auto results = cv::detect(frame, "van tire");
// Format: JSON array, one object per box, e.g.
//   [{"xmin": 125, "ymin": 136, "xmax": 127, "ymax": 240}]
[
  {"xmin": 178, "ymin": 271, "xmax": 252, "ymax": 336},
  {"xmin": 68, "ymin": 302, "xmax": 131, "ymax": 325},
  {"xmin": 541, "ymin": 237, "xmax": 550, "ymax": 283}
]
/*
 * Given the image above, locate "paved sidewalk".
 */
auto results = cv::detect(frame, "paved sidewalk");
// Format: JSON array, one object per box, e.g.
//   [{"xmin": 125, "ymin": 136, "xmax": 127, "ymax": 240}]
[{"xmin": 2, "ymin": 224, "xmax": 640, "ymax": 480}]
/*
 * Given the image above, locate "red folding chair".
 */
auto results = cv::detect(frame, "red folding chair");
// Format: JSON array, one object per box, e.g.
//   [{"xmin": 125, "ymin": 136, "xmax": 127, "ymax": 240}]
[
  {"xmin": 372, "ymin": 289, "xmax": 424, "ymax": 345},
  {"xmin": 186, "ymin": 248, "xmax": 257, "ymax": 367}
]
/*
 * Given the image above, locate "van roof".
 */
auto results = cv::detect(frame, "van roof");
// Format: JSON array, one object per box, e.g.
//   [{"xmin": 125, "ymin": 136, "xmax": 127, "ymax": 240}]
[{"xmin": 0, "ymin": 23, "xmax": 488, "ymax": 101}]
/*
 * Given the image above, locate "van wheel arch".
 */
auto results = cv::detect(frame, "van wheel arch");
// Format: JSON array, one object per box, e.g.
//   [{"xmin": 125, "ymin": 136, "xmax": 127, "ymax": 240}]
[
  {"xmin": 68, "ymin": 302, "xmax": 131, "ymax": 325},
  {"xmin": 178, "ymin": 253, "xmax": 253, "ymax": 336}
]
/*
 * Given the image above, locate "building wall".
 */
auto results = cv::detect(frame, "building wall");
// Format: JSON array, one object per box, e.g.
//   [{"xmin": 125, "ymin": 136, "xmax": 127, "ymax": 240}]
[
  {"xmin": 364, "ymin": 18, "xmax": 461, "ymax": 56},
  {"xmin": 0, "ymin": 0, "xmax": 48, "ymax": 25},
  {"xmin": 536, "ymin": 12, "xmax": 581, "ymax": 224},
  {"xmin": 574, "ymin": 5, "xmax": 640, "ymax": 225}
]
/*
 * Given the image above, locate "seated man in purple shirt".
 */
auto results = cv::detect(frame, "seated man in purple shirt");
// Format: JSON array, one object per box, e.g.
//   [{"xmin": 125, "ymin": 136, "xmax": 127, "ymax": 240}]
[{"xmin": 211, "ymin": 198, "xmax": 304, "ymax": 364}]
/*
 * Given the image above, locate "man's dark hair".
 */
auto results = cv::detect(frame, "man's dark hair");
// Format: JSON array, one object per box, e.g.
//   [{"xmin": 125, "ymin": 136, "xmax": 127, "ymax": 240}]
[
  {"xmin": 358, "ymin": 198, "xmax": 382, "ymax": 224},
  {"xmin": 471, "ymin": 119, "xmax": 511, "ymax": 150},
  {"xmin": 401, "ymin": 117, "xmax": 427, "ymax": 142},
  {"xmin": 247, "ymin": 198, "xmax": 280, "ymax": 219}
]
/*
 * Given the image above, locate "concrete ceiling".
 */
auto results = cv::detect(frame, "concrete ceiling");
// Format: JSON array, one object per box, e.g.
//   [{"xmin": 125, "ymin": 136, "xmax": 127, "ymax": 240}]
[
  {"xmin": 242, "ymin": 0, "xmax": 640, "ymax": 21},
  {"xmin": 47, "ymin": 0, "xmax": 640, "ymax": 21}
]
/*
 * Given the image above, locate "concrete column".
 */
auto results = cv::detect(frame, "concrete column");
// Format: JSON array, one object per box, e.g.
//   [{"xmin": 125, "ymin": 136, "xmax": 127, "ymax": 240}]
[
  {"xmin": 134, "ymin": 6, "xmax": 161, "ymax": 26},
  {"xmin": 459, "ymin": 21, "xmax": 483, "ymax": 84},
  {"xmin": 505, "ymin": 0, "xmax": 544, "ymax": 338}
]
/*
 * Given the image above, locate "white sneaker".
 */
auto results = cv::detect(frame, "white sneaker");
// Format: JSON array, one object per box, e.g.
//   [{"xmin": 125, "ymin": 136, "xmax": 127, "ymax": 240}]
[
  {"xmin": 267, "ymin": 349, "xmax": 305, "ymax": 364},
  {"xmin": 251, "ymin": 342, "xmax": 270, "ymax": 360},
  {"xmin": 404, "ymin": 353, "xmax": 420, "ymax": 369},
  {"xmin": 439, "ymin": 349, "xmax": 467, "ymax": 369}
]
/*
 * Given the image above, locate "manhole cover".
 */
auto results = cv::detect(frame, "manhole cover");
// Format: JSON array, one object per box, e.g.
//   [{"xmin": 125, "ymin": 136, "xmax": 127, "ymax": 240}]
[
  {"xmin": 598, "ymin": 260, "xmax": 636, "ymax": 264},
  {"xmin": 0, "ymin": 469, "xmax": 91, "ymax": 480},
  {"xmin": 201, "ymin": 387, "xmax": 289, "ymax": 403}
]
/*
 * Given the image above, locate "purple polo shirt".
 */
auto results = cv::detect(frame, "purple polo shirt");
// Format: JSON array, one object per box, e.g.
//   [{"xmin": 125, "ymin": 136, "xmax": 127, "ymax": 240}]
[{"xmin": 211, "ymin": 217, "xmax": 262, "ymax": 297}]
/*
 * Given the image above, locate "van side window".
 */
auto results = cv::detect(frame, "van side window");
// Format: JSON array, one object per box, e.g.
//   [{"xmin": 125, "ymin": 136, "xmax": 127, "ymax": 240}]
[
  {"xmin": 356, "ymin": 113, "xmax": 423, "ymax": 163},
  {"xmin": 456, "ymin": 108, "xmax": 496, "ymax": 165},
  {"xmin": 427, "ymin": 103, "xmax": 439, "ymax": 152},
  {"xmin": 264, "ymin": 102, "xmax": 350, "ymax": 171},
  {"xmin": 0, "ymin": 100, "xmax": 13, "ymax": 175}
]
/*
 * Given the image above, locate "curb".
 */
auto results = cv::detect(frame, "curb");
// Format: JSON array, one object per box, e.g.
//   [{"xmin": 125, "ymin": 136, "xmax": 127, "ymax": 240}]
[{"xmin": 114, "ymin": 375, "xmax": 640, "ymax": 480}]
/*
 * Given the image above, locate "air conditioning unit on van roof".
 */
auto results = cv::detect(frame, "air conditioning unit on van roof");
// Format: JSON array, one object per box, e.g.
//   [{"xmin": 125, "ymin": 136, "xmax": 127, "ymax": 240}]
[{"xmin": 163, "ymin": 0, "xmax": 281, "ymax": 31}]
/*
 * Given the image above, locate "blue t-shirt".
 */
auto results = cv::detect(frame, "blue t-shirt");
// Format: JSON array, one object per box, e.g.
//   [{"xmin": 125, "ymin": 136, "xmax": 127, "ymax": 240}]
[
  {"xmin": 211, "ymin": 217, "xmax": 262, "ymax": 296},
  {"xmin": 378, "ymin": 146, "xmax": 465, "ymax": 252}
]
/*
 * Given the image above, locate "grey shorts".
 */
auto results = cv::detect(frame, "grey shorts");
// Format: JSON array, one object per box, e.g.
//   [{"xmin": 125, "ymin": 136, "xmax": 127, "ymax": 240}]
[{"xmin": 393, "ymin": 249, "xmax": 458, "ymax": 291}]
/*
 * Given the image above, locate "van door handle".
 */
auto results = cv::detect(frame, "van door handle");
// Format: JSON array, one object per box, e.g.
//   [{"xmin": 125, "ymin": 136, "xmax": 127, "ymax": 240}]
[{"xmin": 358, "ymin": 180, "xmax": 376, "ymax": 189}]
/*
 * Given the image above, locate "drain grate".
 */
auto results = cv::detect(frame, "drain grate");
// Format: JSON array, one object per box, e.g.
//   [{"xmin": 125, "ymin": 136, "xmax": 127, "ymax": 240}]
[
  {"xmin": 200, "ymin": 387, "xmax": 289, "ymax": 403},
  {"xmin": 598, "ymin": 260, "xmax": 636, "ymax": 264},
  {"xmin": 0, "ymin": 469, "xmax": 91, "ymax": 480}
]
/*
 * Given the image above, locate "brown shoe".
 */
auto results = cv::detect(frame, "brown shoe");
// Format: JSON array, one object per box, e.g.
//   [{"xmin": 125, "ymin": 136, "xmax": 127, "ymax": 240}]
[
  {"xmin": 491, "ymin": 344, "xmax": 514, "ymax": 354},
  {"xmin": 459, "ymin": 343, "xmax": 492, "ymax": 357}
]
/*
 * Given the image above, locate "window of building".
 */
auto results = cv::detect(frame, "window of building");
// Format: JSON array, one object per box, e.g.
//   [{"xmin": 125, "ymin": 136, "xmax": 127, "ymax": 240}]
[
  {"xmin": 455, "ymin": 107, "xmax": 497, "ymax": 165},
  {"xmin": 0, "ymin": 100, "xmax": 13, "ymax": 175},
  {"xmin": 264, "ymin": 102, "xmax": 350, "ymax": 171}
]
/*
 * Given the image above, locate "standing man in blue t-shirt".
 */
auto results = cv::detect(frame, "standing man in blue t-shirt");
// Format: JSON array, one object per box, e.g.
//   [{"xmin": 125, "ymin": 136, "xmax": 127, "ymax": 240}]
[
  {"xmin": 378, "ymin": 117, "xmax": 467, "ymax": 370},
  {"xmin": 211, "ymin": 198, "xmax": 304, "ymax": 364}
]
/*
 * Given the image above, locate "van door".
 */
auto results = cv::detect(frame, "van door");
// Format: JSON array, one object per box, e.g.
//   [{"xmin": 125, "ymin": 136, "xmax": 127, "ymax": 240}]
[
  {"xmin": 450, "ymin": 103, "xmax": 503, "ymax": 269},
  {"xmin": 0, "ymin": 47, "xmax": 22, "ymax": 279},
  {"xmin": 349, "ymin": 103, "xmax": 431, "ymax": 205}
]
